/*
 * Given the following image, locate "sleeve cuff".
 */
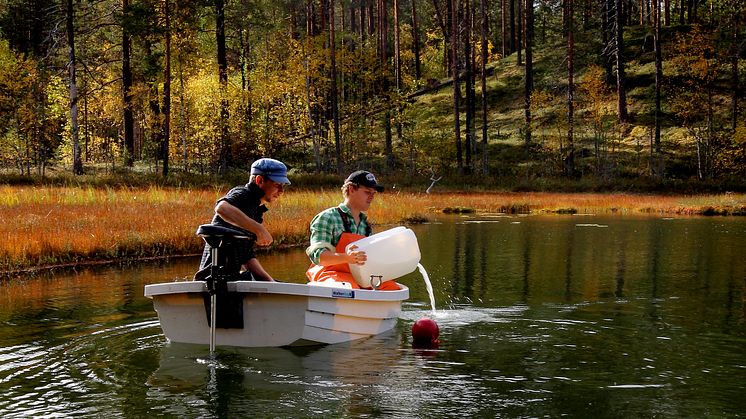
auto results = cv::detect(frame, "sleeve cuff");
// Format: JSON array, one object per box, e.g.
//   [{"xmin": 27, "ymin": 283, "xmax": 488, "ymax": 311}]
[{"xmin": 306, "ymin": 242, "xmax": 335, "ymax": 265}]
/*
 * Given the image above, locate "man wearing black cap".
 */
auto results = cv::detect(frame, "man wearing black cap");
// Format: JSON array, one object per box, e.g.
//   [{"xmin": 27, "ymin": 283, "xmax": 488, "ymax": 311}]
[
  {"xmin": 305, "ymin": 170, "xmax": 400, "ymax": 290},
  {"xmin": 196, "ymin": 158, "xmax": 290, "ymax": 281}
]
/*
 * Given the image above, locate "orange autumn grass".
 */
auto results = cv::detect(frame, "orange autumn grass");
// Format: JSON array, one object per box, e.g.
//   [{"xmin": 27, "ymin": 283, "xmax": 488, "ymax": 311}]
[{"xmin": 1, "ymin": 185, "xmax": 744, "ymax": 272}]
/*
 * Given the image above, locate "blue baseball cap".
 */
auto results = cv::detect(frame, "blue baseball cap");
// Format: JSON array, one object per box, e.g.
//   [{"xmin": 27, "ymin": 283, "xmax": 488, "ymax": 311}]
[{"xmin": 250, "ymin": 158, "xmax": 291, "ymax": 184}]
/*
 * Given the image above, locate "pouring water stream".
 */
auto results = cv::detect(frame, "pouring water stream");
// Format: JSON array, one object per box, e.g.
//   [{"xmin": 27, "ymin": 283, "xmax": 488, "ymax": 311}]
[{"xmin": 417, "ymin": 263, "xmax": 436, "ymax": 314}]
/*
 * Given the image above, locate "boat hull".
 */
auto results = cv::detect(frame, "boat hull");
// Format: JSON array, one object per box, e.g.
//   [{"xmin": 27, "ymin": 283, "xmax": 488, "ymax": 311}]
[{"xmin": 144, "ymin": 281, "xmax": 408, "ymax": 347}]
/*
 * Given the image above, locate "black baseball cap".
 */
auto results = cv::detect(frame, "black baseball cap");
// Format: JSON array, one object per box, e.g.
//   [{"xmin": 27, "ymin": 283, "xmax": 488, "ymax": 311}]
[{"xmin": 346, "ymin": 170, "xmax": 384, "ymax": 192}]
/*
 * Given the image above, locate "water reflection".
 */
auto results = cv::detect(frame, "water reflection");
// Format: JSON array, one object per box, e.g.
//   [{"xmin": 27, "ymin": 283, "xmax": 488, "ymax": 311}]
[
  {"xmin": 147, "ymin": 332, "xmax": 405, "ymax": 417},
  {"xmin": 408, "ymin": 215, "xmax": 746, "ymax": 324}
]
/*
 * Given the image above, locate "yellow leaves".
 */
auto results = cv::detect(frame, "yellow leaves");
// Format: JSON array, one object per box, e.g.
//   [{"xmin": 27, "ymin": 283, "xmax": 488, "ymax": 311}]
[
  {"xmin": 669, "ymin": 25, "xmax": 719, "ymax": 83},
  {"xmin": 579, "ymin": 65, "xmax": 609, "ymax": 101},
  {"xmin": 578, "ymin": 64, "xmax": 612, "ymax": 124},
  {"xmin": 530, "ymin": 89, "xmax": 558, "ymax": 112},
  {"xmin": 735, "ymin": 124, "xmax": 746, "ymax": 146},
  {"xmin": 474, "ymin": 40, "xmax": 500, "ymax": 66},
  {"xmin": 0, "ymin": 40, "xmax": 37, "ymax": 111}
]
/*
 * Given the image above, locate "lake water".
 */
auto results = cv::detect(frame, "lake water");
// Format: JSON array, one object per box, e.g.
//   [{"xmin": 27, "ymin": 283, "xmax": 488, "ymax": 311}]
[{"xmin": 1, "ymin": 215, "xmax": 744, "ymax": 417}]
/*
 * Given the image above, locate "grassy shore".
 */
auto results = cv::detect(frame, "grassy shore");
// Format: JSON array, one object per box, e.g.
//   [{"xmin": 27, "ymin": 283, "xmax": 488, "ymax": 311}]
[{"xmin": 1, "ymin": 185, "xmax": 745, "ymax": 273}]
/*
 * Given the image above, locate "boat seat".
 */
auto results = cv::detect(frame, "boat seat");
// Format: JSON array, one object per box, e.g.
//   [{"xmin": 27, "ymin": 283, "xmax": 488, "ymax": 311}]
[
  {"xmin": 196, "ymin": 224, "xmax": 251, "ymax": 249},
  {"xmin": 196, "ymin": 223, "xmax": 253, "ymax": 284}
]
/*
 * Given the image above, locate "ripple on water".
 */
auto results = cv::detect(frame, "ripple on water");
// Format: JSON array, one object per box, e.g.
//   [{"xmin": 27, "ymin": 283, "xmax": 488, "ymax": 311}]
[
  {"xmin": 0, "ymin": 318, "xmax": 165, "ymax": 417},
  {"xmin": 400, "ymin": 305, "xmax": 528, "ymax": 326}
]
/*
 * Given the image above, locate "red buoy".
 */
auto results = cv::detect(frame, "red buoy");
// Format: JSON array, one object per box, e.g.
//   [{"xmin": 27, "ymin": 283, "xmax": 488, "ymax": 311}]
[{"xmin": 412, "ymin": 317, "xmax": 440, "ymax": 348}]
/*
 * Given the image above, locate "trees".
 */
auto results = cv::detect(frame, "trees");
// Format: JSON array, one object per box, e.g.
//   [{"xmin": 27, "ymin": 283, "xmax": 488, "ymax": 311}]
[{"xmin": 0, "ymin": 0, "xmax": 745, "ymax": 184}]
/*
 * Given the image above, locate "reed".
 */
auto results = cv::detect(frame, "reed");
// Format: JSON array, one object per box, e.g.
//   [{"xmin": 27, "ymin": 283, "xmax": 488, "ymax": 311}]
[{"xmin": 1, "ymin": 186, "xmax": 744, "ymax": 272}]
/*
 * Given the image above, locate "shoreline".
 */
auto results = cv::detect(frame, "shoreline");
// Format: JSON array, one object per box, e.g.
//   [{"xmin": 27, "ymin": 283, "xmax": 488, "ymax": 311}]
[
  {"xmin": 0, "ymin": 243, "xmax": 309, "ymax": 278},
  {"xmin": 1, "ymin": 186, "xmax": 745, "ymax": 274},
  {"xmin": 3, "ymin": 209, "xmax": 744, "ymax": 277}
]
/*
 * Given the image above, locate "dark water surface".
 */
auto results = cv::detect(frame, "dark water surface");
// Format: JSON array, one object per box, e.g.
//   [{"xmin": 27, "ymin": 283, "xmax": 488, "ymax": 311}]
[{"xmin": 1, "ymin": 215, "xmax": 744, "ymax": 417}]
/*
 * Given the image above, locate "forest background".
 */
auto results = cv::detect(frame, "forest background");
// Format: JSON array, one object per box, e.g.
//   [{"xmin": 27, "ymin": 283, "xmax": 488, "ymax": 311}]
[
  {"xmin": 0, "ymin": 0, "xmax": 744, "ymax": 191},
  {"xmin": 1, "ymin": 0, "xmax": 746, "ymax": 272}
]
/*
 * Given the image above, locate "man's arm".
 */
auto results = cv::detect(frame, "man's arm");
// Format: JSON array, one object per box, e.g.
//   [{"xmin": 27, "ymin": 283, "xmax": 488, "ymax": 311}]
[
  {"xmin": 215, "ymin": 200, "xmax": 273, "ymax": 246},
  {"xmin": 307, "ymin": 209, "xmax": 366, "ymax": 267},
  {"xmin": 244, "ymin": 258, "xmax": 274, "ymax": 281},
  {"xmin": 318, "ymin": 246, "xmax": 366, "ymax": 267}
]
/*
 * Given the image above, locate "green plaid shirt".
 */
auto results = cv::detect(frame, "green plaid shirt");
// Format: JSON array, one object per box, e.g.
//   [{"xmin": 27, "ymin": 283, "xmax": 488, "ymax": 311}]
[{"xmin": 306, "ymin": 204, "xmax": 371, "ymax": 264}]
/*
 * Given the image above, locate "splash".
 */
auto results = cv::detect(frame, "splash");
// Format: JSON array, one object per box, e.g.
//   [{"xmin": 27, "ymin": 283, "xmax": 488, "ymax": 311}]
[{"xmin": 417, "ymin": 263, "xmax": 436, "ymax": 314}]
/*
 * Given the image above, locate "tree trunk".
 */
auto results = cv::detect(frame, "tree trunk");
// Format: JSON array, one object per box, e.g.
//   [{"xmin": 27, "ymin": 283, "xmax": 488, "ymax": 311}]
[
  {"xmin": 481, "ymin": 0, "xmax": 489, "ymax": 175},
  {"xmin": 330, "ymin": 0, "xmax": 342, "ymax": 175},
  {"xmin": 412, "ymin": 0, "xmax": 421, "ymax": 80},
  {"xmin": 394, "ymin": 0, "xmax": 402, "ymax": 102},
  {"xmin": 307, "ymin": 0, "xmax": 316, "ymax": 36},
  {"xmin": 509, "ymin": 0, "xmax": 515, "ymax": 53},
  {"xmin": 216, "ymin": 0, "xmax": 230, "ymax": 174},
  {"xmin": 615, "ymin": 0, "xmax": 629, "ymax": 123},
  {"xmin": 360, "ymin": 0, "xmax": 366, "ymax": 40},
  {"xmin": 304, "ymin": 2, "xmax": 322, "ymax": 173},
  {"xmin": 639, "ymin": 0, "xmax": 644, "ymax": 25},
  {"xmin": 444, "ymin": 0, "xmax": 452, "ymax": 75},
  {"xmin": 161, "ymin": 0, "xmax": 171, "ymax": 177},
  {"xmin": 501, "ymin": 0, "xmax": 507, "ymax": 57},
  {"xmin": 240, "ymin": 25, "xmax": 253, "ymax": 143},
  {"xmin": 349, "ymin": 1, "xmax": 356, "ymax": 37},
  {"xmin": 516, "ymin": 0, "xmax": 522, "ymax": 65},
  {"xmin": 146, "ymin": 39, "xmax": 162, "ymax": 173},
  {"xmin": 179, "ymin": 64, "xmax": 188, "ymax": 172},
  {"xmin": 122, "ymin": 0, "xmax": 134, "ymax": 167},
  {"xmin": 524, "ymin": 0, "xmax": 533, "ymax": 146},
  {"xmin": 602, "ymin": 0, "xmax": 615, "ymax": 85},
  {"xmin": 394, "ymin": 0, "xmax": 404, "ymax": 167},
  {"xmin": 692, "ymin": 0, "xmax": 698, "ymax": 23},
  {"xmin": 452, "ymin": 0, "xmax": 463, "ymax": 174},
  {"xmin": 379, "ymin": 0, "xmax": 394, "ymax": 171},
  {"xmin": 651, "ymin": 0, "xmax": 665, "ymax": 178},
  {"xmin": 653, "ymin": 0, "xmax": 662, "ymax": 157},
  {"xmin": 566, "ymin": 0, "xmax": 575, "ymax": 175},
  {"xmin": 732, "ymin": 13, "xmax": 740, "ymax": 132},
  {"xmin": 66, "ymin": 0, "xmax": 83, "ymax": 175},
  {"xmin": 468, "ymin": 5, "xmax": 476, "ymax": 159},
  {"xmin": 687, "ymin": 0, "xmax": 692, "ymax": 24},
  {"xmin": 664, "ymin": 0, "xmax": 670, "ymax": 25},
  {"xmin": 464, "ymin": 0, "xmax": 473, "ymax": 172},
  {"xmin": 368, "ymin": 1, "xmax": 375, "ymax": 37},
  {"xmin": 679, "ymin": 0, "xmax": 685, "ymax": 24}
]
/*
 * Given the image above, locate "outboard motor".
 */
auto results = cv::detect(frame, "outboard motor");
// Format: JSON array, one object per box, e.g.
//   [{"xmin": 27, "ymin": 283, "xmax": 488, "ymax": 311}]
[{"xmin": 196, "ymin": 224, "xmax": 250, "ymax": 342}]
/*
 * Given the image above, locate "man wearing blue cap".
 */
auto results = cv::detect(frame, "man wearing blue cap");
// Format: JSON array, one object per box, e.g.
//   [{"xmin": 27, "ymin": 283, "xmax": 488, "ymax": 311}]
[{"xmin": 196, "ymin": 158, "xmax": 290, "ymax": 281}]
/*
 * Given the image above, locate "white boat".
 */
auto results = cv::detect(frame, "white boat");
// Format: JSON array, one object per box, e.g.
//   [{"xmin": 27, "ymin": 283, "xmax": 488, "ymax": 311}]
[{"xmin": 144, "ymin": 280, "xmax": 409, "ymax": 347}]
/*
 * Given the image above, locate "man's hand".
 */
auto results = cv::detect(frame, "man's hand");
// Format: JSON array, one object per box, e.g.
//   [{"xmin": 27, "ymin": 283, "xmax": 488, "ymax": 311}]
[
  {"xmin": 255, "ymin": 224, "xmax": 273, "ymax": 246},
  {"xmin": 345, "ymin": 245, "xmax": 367, "ymax": 265}
]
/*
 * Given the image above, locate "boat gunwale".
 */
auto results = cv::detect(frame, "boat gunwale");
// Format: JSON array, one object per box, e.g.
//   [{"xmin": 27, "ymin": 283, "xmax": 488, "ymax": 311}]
[{"xmin": 145, "ymin": 280, "xmax": 409, "ymax": 302}]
